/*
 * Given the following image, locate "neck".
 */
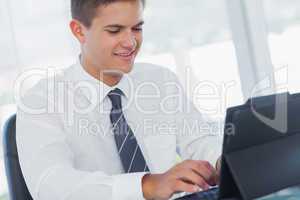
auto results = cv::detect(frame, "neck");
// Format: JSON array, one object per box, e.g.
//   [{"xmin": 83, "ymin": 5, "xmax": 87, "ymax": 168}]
[{"xmin": 80, "ymin": 55, "xmax": 123, "ymax": 87}]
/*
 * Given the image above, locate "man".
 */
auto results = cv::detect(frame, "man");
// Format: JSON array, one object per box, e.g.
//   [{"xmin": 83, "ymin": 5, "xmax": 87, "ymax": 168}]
[{"xmin": 16, "ymin": 0, "xmax": 222, "ymax": 199}]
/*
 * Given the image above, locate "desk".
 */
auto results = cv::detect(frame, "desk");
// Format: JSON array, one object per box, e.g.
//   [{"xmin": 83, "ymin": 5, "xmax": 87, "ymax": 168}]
[
  {"xmin": 257, "ymin": 185, "xmax": 300, "ymax": 200},
  {"xmin": 176, "ymin": 185, "xmax": 300, "ymax": 200}
]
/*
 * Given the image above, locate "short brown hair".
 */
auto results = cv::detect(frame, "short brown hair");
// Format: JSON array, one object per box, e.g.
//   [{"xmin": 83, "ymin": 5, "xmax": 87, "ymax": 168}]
[{"xmin": 71, "ymin": 0, "xmax": 145, "ymax": 28}]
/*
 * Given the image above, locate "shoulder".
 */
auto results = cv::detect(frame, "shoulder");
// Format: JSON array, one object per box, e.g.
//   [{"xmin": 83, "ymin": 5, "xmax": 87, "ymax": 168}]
[{"xmin": 17, "ymin": 65, "xmax": 74, "ymax": 110}]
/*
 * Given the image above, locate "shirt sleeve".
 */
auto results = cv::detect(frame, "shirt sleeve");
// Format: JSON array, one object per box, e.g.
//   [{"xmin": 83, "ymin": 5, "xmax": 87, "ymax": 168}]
[
  {"xmin": 162, "ymin": 69, "xmax": 223, "ymax": 166},
  {"xmin": 16, "ymin": 89, "xmax": 147, "ymax": 200},
  {"xmin": 177, "ymin": 97, "xmax": 223, "ymax": 166}
]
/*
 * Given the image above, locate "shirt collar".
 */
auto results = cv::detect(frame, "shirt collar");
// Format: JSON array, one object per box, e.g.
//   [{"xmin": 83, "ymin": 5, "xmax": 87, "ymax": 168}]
[{"xmin": 71, "ymin": 57, "xmax": 132, "ymax": 104}]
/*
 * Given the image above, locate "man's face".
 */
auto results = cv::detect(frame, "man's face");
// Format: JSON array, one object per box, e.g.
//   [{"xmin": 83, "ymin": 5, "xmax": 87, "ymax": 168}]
[{"xmin": 81, "ymin": 0, "xmax": 144, "ymax": 75}]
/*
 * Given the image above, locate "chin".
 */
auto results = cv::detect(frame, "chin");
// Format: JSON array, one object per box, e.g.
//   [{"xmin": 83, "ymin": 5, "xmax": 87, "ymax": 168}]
[
  {"xmin": 111, "ymin": 54, "xmax": 136, "ymax": 73},
  {"xmin": 116, "ymin": 61, "xmax": 135, "ymax": 73},
  {"xmin": 104, "ymin": 64, "xmax": 133, "ymax": 76},
  {"xmin": 121, "ymin": 65, "xmax": 134, "ymax": 74}
]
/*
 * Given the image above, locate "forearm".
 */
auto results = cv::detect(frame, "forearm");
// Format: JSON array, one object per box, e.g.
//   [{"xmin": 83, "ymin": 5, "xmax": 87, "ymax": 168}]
[{"xmin": 24, "ymin": 163, "xmax": 147, "ymax": 200}]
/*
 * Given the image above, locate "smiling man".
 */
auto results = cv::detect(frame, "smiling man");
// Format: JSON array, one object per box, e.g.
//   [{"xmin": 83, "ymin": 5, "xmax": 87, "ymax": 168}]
[
  {"xmin": 70, "ymin": 0, "xmax": 145, "ymax": 86},
  {"xmin": 16, "ymin": 0, "xmax": 222, "ymax": 200}
]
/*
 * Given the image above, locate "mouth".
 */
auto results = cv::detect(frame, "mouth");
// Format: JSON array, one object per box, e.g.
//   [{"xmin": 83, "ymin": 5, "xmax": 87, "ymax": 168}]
[{"xmin": 114, "ymin": 50, "xmax": 136, "ymax": 61}]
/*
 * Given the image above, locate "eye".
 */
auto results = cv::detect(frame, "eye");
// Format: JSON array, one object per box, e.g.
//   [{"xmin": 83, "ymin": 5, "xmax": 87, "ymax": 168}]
[
  {"xmin": 106, "ymin": 29, "xmax": 120, "ymax": 34},
  {"xmin": 133, "ymin": 26, "xmax": 143, "ymax": 32}
]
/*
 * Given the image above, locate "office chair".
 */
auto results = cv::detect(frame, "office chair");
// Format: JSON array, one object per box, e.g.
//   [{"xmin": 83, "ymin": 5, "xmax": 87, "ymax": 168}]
[{"xmin": 3, "ymin": 114, "xmax": 33, "ymax": 200}]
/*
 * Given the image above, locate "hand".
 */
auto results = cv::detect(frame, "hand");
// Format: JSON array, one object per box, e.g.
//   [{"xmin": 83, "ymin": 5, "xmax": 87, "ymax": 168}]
[
  {"xmin": 142, "ymin": 160, "xmax": 218, "ymax": 200},
  {"xmin": 215, "ymin": 156, "xmax": 222, "ymax": 184}
]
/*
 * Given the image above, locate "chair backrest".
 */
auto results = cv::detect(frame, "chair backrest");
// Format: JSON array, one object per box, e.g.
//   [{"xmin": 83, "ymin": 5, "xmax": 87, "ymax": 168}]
[{"xmin": 3, "ymin": 114, "xmax": 33, "ymax": 200}]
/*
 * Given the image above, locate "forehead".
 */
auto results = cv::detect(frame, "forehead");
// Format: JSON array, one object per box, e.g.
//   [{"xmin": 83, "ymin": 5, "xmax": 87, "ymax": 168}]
[{"xmin": 93, "ymin": 1, "xmax": 144, "ymax": 26}]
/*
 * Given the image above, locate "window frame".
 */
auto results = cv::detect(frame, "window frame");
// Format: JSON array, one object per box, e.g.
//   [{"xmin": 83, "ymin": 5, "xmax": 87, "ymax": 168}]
[{"xmin": 226, "ymin": 0, "xmax": 275, "ymax": 101}]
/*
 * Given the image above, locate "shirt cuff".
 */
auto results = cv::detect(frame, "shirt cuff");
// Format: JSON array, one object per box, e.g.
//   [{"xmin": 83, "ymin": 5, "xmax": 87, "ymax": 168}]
[{"xmin": 112, "ymin": 172, "xmax": 148, "ymax": 200}]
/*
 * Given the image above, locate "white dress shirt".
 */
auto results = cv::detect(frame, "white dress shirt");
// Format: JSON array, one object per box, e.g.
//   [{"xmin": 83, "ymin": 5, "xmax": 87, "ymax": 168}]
[{"xmin": 16, "ymin": 60, "xmax": 222, "ymax": 200}]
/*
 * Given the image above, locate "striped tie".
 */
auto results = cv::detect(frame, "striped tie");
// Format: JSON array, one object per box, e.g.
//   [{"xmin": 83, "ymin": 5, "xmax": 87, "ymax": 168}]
[{"xmin": 108, "ymin": 88, "xmax": 150, "ymax": 173}]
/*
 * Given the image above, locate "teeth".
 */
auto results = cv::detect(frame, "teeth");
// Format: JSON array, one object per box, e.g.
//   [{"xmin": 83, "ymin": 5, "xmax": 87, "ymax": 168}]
[{"xmin": 115, "ymin": 51, "xmax": 134, "ymax": 56}]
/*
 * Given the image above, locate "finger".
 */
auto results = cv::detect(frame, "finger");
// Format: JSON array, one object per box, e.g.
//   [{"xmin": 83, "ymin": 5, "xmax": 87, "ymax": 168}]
[
  {"xmin": 188, "ymin": 161, "xmax": 217, "ymax": 185},
  {"xmin": 205, "ymin": 165, "xmax": 218, "ymax": 186},
  {"xmin": 173, "ymin": 180, "xmax": 200, "ymax": 193},
  {"xmin": 198, "ymin": 161, "xmax": 219, "ymax": 184},
  {"xmin": 178, "ymin": 169, "xmax": 210, "ymax": 190}
]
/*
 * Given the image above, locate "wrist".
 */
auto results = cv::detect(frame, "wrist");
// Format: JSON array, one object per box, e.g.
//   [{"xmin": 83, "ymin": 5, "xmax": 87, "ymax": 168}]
[{"xmin": 142, "ymin": 173, "xmax": 159, "ymax": 200}]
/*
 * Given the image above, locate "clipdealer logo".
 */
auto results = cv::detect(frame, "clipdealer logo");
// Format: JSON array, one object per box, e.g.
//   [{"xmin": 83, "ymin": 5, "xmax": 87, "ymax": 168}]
[{"xmin": 250, "ymin": 67, "xmax": 288, "ymax": 134}]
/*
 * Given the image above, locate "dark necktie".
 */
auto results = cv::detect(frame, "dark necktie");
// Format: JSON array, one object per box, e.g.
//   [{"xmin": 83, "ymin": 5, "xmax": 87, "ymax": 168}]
[{"xmin": 108, "ymin": 88, "xmax": 150, "ymax": 173}]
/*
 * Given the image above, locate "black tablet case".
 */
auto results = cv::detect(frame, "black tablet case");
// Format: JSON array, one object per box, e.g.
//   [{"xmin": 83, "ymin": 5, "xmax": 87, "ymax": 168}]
[{"xmin": 219, "ymin": 92, "xmax": 300, "ymax": 200}]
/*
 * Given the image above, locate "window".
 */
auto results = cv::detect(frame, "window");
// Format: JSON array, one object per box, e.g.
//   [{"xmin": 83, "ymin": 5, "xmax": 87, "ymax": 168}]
[
  {"xmin": 137, "ymin": 0, "xmax": 243, "ymax": 121},
  {"xmin": 264, "ymin": 0, "xmax": 300, "ymax": 93}
]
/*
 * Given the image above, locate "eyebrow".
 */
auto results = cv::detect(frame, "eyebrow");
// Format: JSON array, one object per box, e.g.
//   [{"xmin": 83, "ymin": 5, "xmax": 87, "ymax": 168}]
[{"xmin": 104, "ymin": 20, "xmax": 144, "ymax": 29}]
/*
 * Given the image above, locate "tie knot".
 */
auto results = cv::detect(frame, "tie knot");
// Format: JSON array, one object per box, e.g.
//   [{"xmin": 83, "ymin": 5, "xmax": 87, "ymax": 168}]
[{"xmin": 108, "ymin": 88, "xmax": 123, "ymax": 109}]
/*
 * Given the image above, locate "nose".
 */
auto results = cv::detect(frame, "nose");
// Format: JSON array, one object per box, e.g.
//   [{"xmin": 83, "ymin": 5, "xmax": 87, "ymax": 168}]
[{"xmin": 120, "ymin": 31, "xmax": 137, "ymax": 50}]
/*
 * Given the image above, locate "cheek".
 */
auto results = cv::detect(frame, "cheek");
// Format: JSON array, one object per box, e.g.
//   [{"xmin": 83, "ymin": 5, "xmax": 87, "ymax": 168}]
[
  {"xmin": 136, "ymin": 32, "xmax": 143, "ymax": 41},
  {"xmin": 135, "ymin": 34, "xmax": 143, "ymax": 48},
  {"xmin": 97, "ymin": 35, "xmax": 119, "ymax": 52},
  {"xmin": 84, "ymin": 33, "xmax": 100, "ymax": 54},
  {"xmin": 88, "ymin": 37, "xmax": 114, "ymax": 56}
]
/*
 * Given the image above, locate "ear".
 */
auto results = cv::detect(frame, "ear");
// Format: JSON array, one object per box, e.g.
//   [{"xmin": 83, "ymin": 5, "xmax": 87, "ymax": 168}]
[{"xmin": 70, "ymin": 19, "xmax": 86, "ymax": 44}]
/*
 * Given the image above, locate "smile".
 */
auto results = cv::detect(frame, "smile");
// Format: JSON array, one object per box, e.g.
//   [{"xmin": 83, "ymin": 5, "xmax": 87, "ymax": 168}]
[
  {"xmin": 114, "ymin": 50, "xmax": 136, "ymax": 60},
  {"xmin": 115, "ymin": 50, "xmax": 135, "ymax": 56}
]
